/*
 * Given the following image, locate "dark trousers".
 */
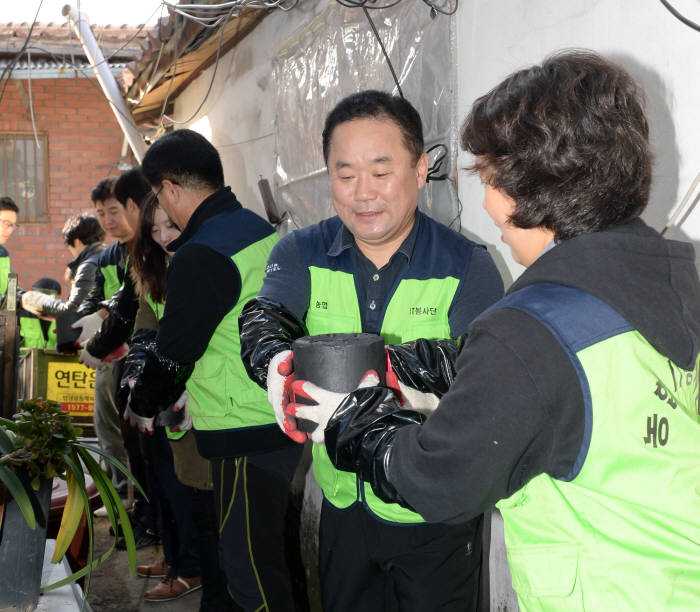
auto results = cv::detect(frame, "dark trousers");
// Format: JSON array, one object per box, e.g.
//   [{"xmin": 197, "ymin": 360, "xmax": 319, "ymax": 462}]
[
  {"xmin": 190, "ymin": 487, "xmax": 242, "ymax": 612},
  {"xmin": 319, "ymin": 500, "xmax": 483, "ymax": 612},
  {"xmin": 212, "ymin": 444, "xmax": 304, "ymax": 612},
  {"xmin": 151, "ymin": 427, "xmax": 200, "ymax": 577}
]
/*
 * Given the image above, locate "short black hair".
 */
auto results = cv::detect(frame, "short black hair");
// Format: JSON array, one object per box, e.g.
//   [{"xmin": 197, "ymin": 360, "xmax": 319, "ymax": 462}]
[
  {"xmin": 322, "ymin": 90, "xmax": 424, "ymax": 165},
  {"xmin": 91, "ymin": 177, "xmax": 118, "ymax": 205},
  {"xmin": 461, "ymin": 50, "xmax": 651, "ymax": 241},
  {"xmin": 115, "ymin": 167, "xmax": 152, "ymax": 209},
  {"xmin": 62, "ymin": 213, "xmax": 105, "ymax": 247},
  {"xmin": 0, "ymin": 196, "xmax": 19, "ymax": 213},
  {"xmin": 32, "ymin": 277, "xmax": 61, "ymax": 295},
  {"xmin": 141, "ymin": 129, "xmax": 225, "ymax": 192}
]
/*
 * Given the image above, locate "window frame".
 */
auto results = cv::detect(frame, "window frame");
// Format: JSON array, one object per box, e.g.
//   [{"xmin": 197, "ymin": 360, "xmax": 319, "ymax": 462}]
[{"xmin": 0, "ymin": 131, "xmax": 50, "ymax": 224}]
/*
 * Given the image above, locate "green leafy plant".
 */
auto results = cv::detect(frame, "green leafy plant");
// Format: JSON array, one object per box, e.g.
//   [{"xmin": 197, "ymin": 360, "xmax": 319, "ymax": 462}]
[{"xmin": 0, "ymin": 398, "xmax": 144, "ymax": 599}]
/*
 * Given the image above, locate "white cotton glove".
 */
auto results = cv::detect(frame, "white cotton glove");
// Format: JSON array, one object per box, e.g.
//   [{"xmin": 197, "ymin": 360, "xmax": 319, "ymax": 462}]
[
  {"xmin": 170, "ymin": 391, "xmax": 192, "ymax": 432},
  {"xmin": 384, "ymin": 349, "xmax": 439, "ymax": 416},
  {"xmin": 397, "ymin": 381, "xmax": 440, "ymax": 416},
  {"xmin": 123, "ymin": 379, "xmax": 155, "ymax": 435},
  {"xmin": 79, "ymin": 347, "xmax": 104, "ymax": 370},
  {"xmin": 71, "ymin": 310, "xmax": 106, "ymax": 347},
  {"xmin": 288, "ymin": 370, "xmax": 380, "ymax": 444},
  {"xmin": 21, "ymin": 290, "xmax": 50, "ymax": 316},
  {"xmin": 267, "ymin": 350, "xmax": 296, "ymax": 433}
]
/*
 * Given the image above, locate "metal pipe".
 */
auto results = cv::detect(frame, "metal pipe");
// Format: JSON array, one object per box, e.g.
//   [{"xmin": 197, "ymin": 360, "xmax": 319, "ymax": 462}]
[{"xmin": 61, "ymin": 4, "xmax": 147, "ymax": 163}]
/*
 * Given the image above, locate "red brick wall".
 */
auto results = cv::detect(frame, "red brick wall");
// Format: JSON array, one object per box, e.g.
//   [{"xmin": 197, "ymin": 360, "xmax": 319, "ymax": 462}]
[{"xmin": 0, "ymin": 77, "xmax": 128, "ymax": 296}]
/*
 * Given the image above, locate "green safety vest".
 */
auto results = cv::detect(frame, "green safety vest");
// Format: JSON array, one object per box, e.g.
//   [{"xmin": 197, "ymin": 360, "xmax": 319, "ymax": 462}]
[
  {"xmin": 492, "ymin": 284, "xmax": 700, "ymax": 611},
  {"xmin": 20, "ymin": 316, "xmax": 57, "ymax": 350},
  {"xmin": 186, "ymin": 232, "xmax": 279, "ymax": 432},
  {"xmin": 102, "ymin": 253, "xmax": 129, "ymax": 301},
  {"xmin": 0, "ymin": 250, "xmax": 9, "ymax": 296},
  {"xmin": 307, "ymin": 267, "xmax": 460, "ymax": 523},
  {"xmin": 102, "ymin": 264, "xmax": 121, "ymax": 301}
]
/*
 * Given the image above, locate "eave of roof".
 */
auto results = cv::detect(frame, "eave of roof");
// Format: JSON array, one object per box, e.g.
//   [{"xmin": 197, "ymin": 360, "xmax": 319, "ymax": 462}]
[
  {"xmin": 120, "ymin": 3, "xmax": 268, "ymax": 124},
  {"xmin": 0, "ymin": 21, "xmax": 148, "ymax": 62}
]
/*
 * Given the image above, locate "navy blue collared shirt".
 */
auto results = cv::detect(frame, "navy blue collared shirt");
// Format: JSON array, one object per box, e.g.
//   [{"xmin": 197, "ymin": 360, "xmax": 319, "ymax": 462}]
[{"xmin": 260, "ymin": 212, "xmax": 504, "ymax": 338}]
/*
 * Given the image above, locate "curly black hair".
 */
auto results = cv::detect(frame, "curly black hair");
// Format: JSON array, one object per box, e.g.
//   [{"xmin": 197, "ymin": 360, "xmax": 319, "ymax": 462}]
[
  {"xmin": 461, "ymin": 50, "xmax": 652, "ymax": 241},
  {"xmin": 62, "ymin": 213, "xmax": 105, "ymax": 247}
]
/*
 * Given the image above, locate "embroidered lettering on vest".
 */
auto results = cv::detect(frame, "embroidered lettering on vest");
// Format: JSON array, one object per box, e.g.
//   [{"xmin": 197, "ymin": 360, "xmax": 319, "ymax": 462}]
[{"xmin": 409, "ymin": 306, "xmax": 439, "ymax": 316}]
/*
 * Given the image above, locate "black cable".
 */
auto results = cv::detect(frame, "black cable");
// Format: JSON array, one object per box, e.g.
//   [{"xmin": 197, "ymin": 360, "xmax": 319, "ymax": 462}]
[
  {"xmin": 0, "ymin": 0, "xmax": 44, "ymax": 105},
  {"xmin": 448, "ymin": 190, "xmax": 463, "ymax": 232},
  {"xmin": 361, "ymin": 6, "xmax": 404, "ymax": 98},
  {"xmin": 161, "ymin": 4, "xmax": 237, "ymax": 126},
  {"xmin": 426, "ymin": 143, "xmax": 449, "ymax": 182},
  {"xmin": 15, "ymin": 44, "xmax": 144, "ymax": 130},
  {"xmin": 659, "ymin": 0, "xmax": 700, "ymax": 32},
  {"xmin": 336, "ymin": 0, "xmax": 404, "ymax": 9},
  {"xmin": 421, "ymin": 0, "xmax": 458, "ymax": 16}
]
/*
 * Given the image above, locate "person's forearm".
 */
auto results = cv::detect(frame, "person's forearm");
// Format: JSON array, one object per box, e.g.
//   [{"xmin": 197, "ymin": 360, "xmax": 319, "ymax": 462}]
[{"xmin": 239, "ymin": 297, "xmax": 308, "ymax": 388}]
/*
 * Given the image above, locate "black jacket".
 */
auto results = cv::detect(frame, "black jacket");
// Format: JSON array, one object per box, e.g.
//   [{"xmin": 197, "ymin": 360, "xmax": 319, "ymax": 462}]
[
  {"xmin": 327, "ymin": 219, "xmax": 700, "ymax": 523},
  {"xmin": 40, "ymin": 242, "xmax": 105, "ymax": 317},
  {"xmin": 78, "ymin": 240, "xmax": 128, "ymax": 315}
]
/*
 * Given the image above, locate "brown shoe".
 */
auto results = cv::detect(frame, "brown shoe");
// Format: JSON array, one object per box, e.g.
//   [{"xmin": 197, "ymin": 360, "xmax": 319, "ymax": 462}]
[
  {"xmin": 136, "ymin": 556, "xmax": 169, "ymax": 578},
  {"xmin": 144, "ymin": 575, "xmax": 202, "ymax": 601}
]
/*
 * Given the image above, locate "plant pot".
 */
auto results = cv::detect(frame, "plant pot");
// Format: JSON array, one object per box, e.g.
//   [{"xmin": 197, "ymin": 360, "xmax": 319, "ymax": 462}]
[{"xmin": 0, "ymin": 474, "xmax": 53, "ymax": 612}]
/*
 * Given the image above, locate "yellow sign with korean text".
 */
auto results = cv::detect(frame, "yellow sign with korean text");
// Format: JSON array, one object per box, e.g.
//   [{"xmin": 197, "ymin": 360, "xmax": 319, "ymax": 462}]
[{"xmin": 46, "ymin": 361, "xmax": 96, "ymax": 416}]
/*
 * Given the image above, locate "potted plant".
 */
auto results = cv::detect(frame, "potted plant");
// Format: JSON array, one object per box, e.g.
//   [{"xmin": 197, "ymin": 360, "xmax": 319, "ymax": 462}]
[{"xmin": 0, "ymin": 398, "xmax": 143, "ymax": 610}]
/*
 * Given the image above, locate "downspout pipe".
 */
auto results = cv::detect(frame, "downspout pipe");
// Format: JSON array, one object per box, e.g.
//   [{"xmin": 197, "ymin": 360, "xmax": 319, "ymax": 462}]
[{"xmin": 62, "ymin": 4, "xmax": 147, "ymax": 163}]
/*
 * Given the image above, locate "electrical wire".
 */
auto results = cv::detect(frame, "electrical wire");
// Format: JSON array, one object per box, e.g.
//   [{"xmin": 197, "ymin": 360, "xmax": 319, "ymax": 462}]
[
  {"xmin": 26, "ymin": 49, "xmax": 41, "ymax": 150},
  {"xmin": 361, "ymin": 6, "xmax": 404, "ymax": 98},
  {"xmin": 658, "ymin": 0, "xmax": 700, "ymax": 32},
  {"xmin": 160, "ymin": 3, "xmax": 235, "ymax": 126},
  {"xmin": 422, "ymin": 0, "xmax": 458, "ymax": 16},
  {"xmin": 426, "ymin": 143, "xmax": 449, "ymax": 182},
  {"xmin": 164, "ymin": 0, "xmax": 299, "ymax": 27},
  {"xmin": 17, "ymin": 44, "xmax": 144, "ymax": 133},
  {"xmin": 0, "ymin": 0, "xmax": 44, "ymax": 105}
]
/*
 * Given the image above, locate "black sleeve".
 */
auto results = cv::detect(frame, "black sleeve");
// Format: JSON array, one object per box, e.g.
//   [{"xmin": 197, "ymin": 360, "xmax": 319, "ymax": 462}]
[
  {"xmin": 327, "ymin": 309, "xmax": 584, "ymax": 524},
  {"xmin": 238, "ymin": 232, "xmax": 310, "ymax": 387},
  {"xmin": 386, "ymin": 338, "xmax": 459, "ymax": 397},
  {"xmin": 85, "ymin": 275, "xmax": 139, "ymax": 359},
  {"xmin": 77, "ymin": 254, "xmax": 107, "ymax": 316},
  {"xmin": 239, "ymin": 297, "xmax": 308, "ymax": 388},
  {"xmin": 448, "ymin": 245, "xmax": 504, "ymax": 336},
  {"xmin": 257, "ymin": 233, "xmax": 310, "ymax": 321},
  {"xmin": 41, "ymin": 259, "xmax": 99, "ymax": 317},
  {"xmin": 156, "ymin": 243, "xmax": 239, "ymax": 365}
]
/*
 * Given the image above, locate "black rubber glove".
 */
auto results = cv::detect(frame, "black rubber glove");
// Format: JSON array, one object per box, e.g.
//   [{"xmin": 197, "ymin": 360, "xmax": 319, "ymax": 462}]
[
  {"xmin": 386, "ymin": 337, "xmax": 460, "ymax": 398},
  {"xmin": 86, "ymin": 277, "xmax": 139, "ymax": 359},
  {"xmin": 325, "ymin": 386, "xmax": 424, "ymax": 511},
  {"xmin": 239, "ymin": 296, "xmax": 308, "ymax": 388},
  {"xmin": 120, "ymin": 337, "xmax": 192, "ymax": 418}
]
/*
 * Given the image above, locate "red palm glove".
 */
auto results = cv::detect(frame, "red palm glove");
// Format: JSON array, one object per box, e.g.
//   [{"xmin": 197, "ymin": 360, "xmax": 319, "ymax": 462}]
[
  {"xmin": 385, "ymin": 349, "xmax": 404, "ymax": 405},
  {"xmin": 268, "ymin": 350, "xmax": 305, "ymax": 442}
]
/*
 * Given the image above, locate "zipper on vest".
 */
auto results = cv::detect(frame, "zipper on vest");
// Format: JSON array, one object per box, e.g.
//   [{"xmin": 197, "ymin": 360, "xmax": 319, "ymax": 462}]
[{"xmin": 357, "ymin": 475, "xmax": 366, "ymax": 505}]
